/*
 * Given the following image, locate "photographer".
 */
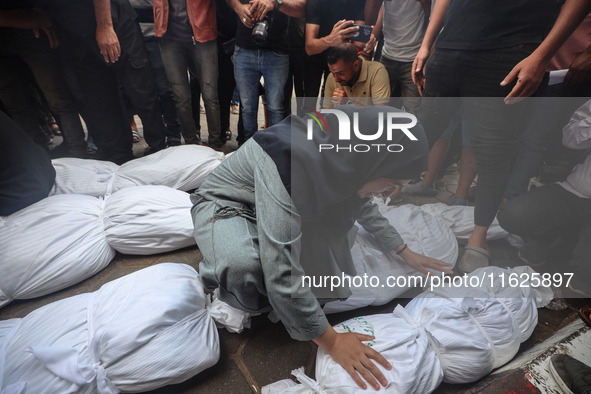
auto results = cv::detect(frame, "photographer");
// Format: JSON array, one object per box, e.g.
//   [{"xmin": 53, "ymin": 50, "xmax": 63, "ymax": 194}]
[{"xmin": 228, "ymin": 0, "xmax": 305, "ymax": 142}]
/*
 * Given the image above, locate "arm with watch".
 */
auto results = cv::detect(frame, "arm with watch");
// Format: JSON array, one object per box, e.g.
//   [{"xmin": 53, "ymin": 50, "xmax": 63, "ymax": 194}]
[{"xmin": 248, "ymin": 0, "xmax": 305, "ymax": 21}]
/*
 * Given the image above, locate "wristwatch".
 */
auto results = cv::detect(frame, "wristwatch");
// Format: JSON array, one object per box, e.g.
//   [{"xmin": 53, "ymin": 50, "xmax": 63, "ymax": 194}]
[{"xmin": 275, "ymin": 0, "xmax": 283, "ymax": 10}]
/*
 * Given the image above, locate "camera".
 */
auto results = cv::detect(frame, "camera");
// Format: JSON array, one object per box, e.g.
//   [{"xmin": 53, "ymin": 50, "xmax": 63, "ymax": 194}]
[
  {"xmin": 251, "ymin": 13, "xmax": 274, "ymax": 45},
  {"xmin": 348, "ymin": 24, "xmax": 372, "ymax": 43}
]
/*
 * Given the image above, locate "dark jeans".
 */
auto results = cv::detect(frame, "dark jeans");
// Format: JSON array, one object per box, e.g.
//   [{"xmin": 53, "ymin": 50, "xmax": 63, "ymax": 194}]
[
  {"xmin": 380, "ymin": 56, "xmax": 421, "ymax": 115},
  {"xmin": 302, "ymin": 53, "xmax": 329, "ymax": 110},
  {"xmin": 498, "ymin": 183, "xmax": 591, "ymax": 289},
  {"xmin": 113, "ymin": 17, "xmax": 167, "ymax": 151},
  {"xmin": 420, "ymin": 46, "xmax": 533, "ymax": 227},
  {"xmin": 284, "ymin": 48, "xmax": 306, "ymax": 117},
  {"xmin": 159, "ymin": 37, "xmax": 222, "ymax": 147},
  {"xmin": 0, "ymin": 29, "xmax": 87, "ymax": 156},
  {"xmin": 216, "ymin": 39, "xmax": 236, "ymax": 134},
  {"xmin": 59, "ymin": 33, "xmax": 133, "ymax": 164},
  {"xmin": 56, "ymin": 9, "xmax": 166, "ymax": 162},
  {"xmin": 144, "ymin": 38, "xmax": 181, "ymax": 141}
]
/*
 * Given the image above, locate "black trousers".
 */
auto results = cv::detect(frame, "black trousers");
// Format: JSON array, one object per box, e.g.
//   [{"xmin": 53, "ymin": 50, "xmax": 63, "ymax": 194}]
[
  {"xmin": 419, "ymin": 46, "xmax": 534, "ymax": 227},
  {"xmin": 55, "ymin": 0, "xmax": 165, "ymax": 163}
]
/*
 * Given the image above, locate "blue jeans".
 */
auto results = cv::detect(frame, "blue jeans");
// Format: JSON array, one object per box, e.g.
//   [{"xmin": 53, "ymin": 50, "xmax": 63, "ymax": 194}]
[
  {"xmin": 159, "ymin": 37, "xmax": 222, "ymax": 147},
  {"xmin": 233, "ymin": 46, "xmax": 289, "ymax": 140}
]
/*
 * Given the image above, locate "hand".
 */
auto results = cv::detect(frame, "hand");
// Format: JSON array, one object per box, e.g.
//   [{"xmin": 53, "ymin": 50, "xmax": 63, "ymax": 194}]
[
  {"xmin": 237, "ymin": 3, "xmax": 254, "ymax": 28},
  {"xmin": 249, "ymin": 0, "xmax": 274, "ymax": 21},
  {"xmin": 332, "ymin": 87, "xmax": 348, "ymax": 107},
  {"xmin": 326, "ymin": 20, "xmax": 358, "ymax": 47},
  {"xmin": 397, "ymin": 246, "xmax": 454, "ymax": 276},
  {"xmin": 33, "ymin": 26, "xmax": 58, "ymax": 48},
  {"xmin": 318, "ymin": 329, "xmax": 391, "ymax": 391},
  {"xmin": 96, "ymin": 25, "xmax": 120, "ymax": 63},
  {"xmin": 412, "ymin": 46, "xmax": 430, "ymax": 96},
  {"xmin": 501, "ymin": 53, "xmax": 547, "ymax": 104},
  {"xmin": 363, "ymin": 32, "xmax": 377, "ymax": 56},
  {"xmin": 564, "ymin": 47, "xmax": 591, "ymax": 85},
  {"xmin": 357, "ymin": 178, "xmax": 408, "ymax": 199}
]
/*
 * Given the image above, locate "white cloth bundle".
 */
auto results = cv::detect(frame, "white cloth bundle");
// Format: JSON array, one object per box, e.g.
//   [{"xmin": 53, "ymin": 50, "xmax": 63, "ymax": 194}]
[
  {"xmin": 323, "ymin": 201, "xmax": 458, "ymax": 314},
  {"xmin": 263, "ymin": 308, "xmax": 444, "ymax": 394},
  {"xmin": 0, "ymin": 263, "xmax": 241, "ymax": 394},
  {"xmin": 0, "ymin": 186, "xmax": 196, "ymax": 308},
  {"xmin": 417, "ymin": 203, "xmax": 509, "ymax": 241},
  {"xmin": 406, "ymin": 266, "xmax": 552, "ymax": 384},
  {"xmin": 263, "ymin": 266, "xmax": 552, "ymax": 394},
  {"xmin": 0, "ymin": 194, "xmax": 115, "ymax": 308},
  {"xmin": 50, "ymin": 145, "xmax": 225, "ymax": 197},
  {"xmin": 50, "ymin": 158, "xmax": 122, "ymax": 197},
  {"xmin": 103, "ymin": 185, "xmax": 194, "ymax": 255}
]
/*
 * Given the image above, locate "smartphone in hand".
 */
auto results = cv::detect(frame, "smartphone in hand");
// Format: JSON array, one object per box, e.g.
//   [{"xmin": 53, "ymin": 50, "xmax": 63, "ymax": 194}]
[{"xmin": 348, "ymin": 24, "xmax": 372, "ymax": 43}]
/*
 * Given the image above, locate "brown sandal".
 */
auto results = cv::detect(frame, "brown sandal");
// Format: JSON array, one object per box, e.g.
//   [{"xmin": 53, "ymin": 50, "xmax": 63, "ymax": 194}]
[{"xmin": 579, "ymin": 308, "xmax": 591, "ymax": 327}]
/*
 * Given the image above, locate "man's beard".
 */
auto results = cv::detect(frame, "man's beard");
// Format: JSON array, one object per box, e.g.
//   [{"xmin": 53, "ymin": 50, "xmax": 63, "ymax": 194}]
[{"xmin": 341, "ymin": 76, "xmax": 355, "ymax": 87}]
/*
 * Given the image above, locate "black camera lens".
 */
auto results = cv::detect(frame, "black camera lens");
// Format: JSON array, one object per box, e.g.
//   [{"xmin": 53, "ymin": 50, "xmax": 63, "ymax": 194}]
[{"xmin": 252, "ymin": 19, "xmax": 269, "ymax": 45}]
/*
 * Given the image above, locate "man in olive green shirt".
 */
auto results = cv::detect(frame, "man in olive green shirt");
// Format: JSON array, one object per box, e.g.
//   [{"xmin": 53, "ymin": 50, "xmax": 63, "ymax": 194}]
[{"xmin": 323, "ymin": 43, "xmax": 390, "ymax": 108}]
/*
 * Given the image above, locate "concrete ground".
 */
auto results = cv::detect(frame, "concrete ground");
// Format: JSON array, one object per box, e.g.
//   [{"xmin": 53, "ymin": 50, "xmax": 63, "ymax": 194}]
[{"xmin": 4, "ymin": 106, "xmax": 589, "ymax": 393}]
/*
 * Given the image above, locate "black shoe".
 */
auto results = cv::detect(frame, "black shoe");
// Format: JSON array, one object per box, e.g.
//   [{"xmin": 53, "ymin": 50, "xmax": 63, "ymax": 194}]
[
  {"xmin": 144, "ymin": 145, "xmax": 164, "ymax": 156},
  {"xmin": 185, "ymin": 137, "xmax": 202, "ymax": 145},
  {"xmin": 550, "ymin": 354, "xmax": 591, "ymax": 394},
  {"xmin": 166, "ymin": 138, "xmax": 181, "ymax": 147}
]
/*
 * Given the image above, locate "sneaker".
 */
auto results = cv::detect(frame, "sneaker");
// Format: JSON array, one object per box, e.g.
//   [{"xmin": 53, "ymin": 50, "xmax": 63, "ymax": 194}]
[
  {"xmin": 231, "ymin": 104, "xmax": 239, "ymax": 114},
  {"xmin": 549, "ymin": 354, "xmax": 591, "ymax": 394},
  {"xmin": 401, "ymin": 181, "xmax": 439, "ymax": 197},
  {"xmin": 131, "ymin": 130, "xmax": 141, "ymax": 143}
]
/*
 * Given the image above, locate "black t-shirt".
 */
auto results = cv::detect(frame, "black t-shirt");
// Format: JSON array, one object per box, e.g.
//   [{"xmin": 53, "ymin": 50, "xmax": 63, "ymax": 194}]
[
  {"xmin": 235, "ymin": 0, "xmax": 289, "ymax": 53},
  {"xmin": 28, "ymin": 0, "xmax": 137, "ymax": 38},
  {"xmin": 436, "ymin": 0, "xmax": 564, "ymax": 50},
  {"xmin": 26, "ymin": 0, "xmax": 97, "ymax": 37},
  {"xmin": 306, "ymin": 0, "xmax": 365, "ymax": 39},
  {"xmin": 216, "ymin": 0, "xmax": 237, "ymax": 44},
  {"xmin": 164, "ymin": 0, "xmax": 193, "ymax": 42}
]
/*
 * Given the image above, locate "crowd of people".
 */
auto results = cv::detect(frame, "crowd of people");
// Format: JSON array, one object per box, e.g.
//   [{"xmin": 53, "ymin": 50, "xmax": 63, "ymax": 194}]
[{"xmin": 1, "ymin": 0, "xmax": 591, "ymax": 391}]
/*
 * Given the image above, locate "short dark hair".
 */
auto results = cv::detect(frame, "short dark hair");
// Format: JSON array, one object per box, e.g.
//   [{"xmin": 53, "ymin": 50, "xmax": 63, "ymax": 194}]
[{"xmin": 326, "ymin": 43, "xmax": 358, "ymax": 65}]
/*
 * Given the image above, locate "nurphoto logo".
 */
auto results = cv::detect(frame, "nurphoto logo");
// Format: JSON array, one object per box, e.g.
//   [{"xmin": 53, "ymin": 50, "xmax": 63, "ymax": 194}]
[{"xmin": 305, "ymin": 108, "xmax": 419, "ymax": 152}]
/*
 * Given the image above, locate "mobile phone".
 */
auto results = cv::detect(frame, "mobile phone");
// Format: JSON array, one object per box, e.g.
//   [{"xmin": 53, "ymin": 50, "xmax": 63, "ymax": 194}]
[{"xmin": 348, "ymin": 24, "xmax": 372, "ymax": 43}]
